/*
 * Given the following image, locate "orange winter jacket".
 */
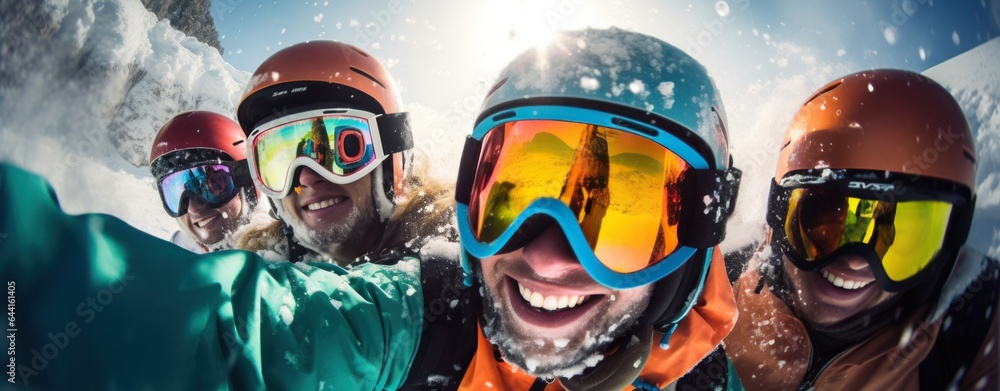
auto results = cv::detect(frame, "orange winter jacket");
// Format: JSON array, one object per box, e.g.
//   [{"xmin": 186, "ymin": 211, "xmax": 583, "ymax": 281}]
[
  {"xmin": 457, "ymin": 248, "xmax": 738, "ymax": 390},
  {"xmin": 725, "ymin": 259, "xmax": 998, "ymax": 391}
]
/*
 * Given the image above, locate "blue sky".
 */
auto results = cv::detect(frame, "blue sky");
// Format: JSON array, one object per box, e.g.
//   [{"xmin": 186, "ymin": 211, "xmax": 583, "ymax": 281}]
[{"xmin": 212, "ymin": 1, "xmax": 999, "ymax": 112}]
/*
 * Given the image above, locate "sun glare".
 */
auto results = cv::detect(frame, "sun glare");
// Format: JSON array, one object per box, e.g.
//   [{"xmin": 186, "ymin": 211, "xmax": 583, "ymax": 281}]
[{"xmin": 470, "ymin": 1, "xmax": 593, "ymax": 75}]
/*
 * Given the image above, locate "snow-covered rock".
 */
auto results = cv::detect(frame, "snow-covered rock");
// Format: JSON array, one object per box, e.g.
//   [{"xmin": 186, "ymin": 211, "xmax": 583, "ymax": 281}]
[{"xmin": 0, "ymin": 0, "xmax": 247, "ymax": 238}]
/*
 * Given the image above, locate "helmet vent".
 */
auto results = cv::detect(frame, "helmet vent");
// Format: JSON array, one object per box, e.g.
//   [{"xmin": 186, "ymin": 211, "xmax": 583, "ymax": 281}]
[
  {"xmin": 485, "ymin": 77, "xmax": 509, "ymax": 100},
  {"xmin": 347, "ymin": 45, "xmax": 370, "ymax": 57},
  {"xmin": 963, "ymin": 150, "xmax": 976, "ymax": 164},
  {"xmin": 349, "ymin": 66, "xmax": 387, "ymax": 89},
  {"xmin": 232, "ymin": 140, "xmax": 245, "ymax": 147},
  {"xmin": 492, "ymin": 111, "xmax": 517, "ymax": 122},
  {"xmin": 611, "ymin": 117, "xmax": 658, "ymax": 138},
  {"xmin": 804, "ymin": 80, "xmax": 843, "ymax": 105}
]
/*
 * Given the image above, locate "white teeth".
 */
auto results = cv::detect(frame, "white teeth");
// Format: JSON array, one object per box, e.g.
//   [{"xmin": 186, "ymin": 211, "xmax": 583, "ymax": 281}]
[
  {"xmin": 821, "ymin": 269, "xmax": 871, "ymax": 290},
  {"xmin": 518, "ymin": 282, "xmax": 589, "ymax": 311},
  {"xmin": 195, "ymin": 215, "xmax": 217, "ymax": 228},
  {"xmin": 306, "ymin": 197, "xmax": 343, "ymax": 211}
]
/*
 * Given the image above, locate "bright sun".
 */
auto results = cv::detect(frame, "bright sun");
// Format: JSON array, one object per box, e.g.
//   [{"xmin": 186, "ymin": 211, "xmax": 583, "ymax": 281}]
[{"xmin": 469, "ymin": 1, "xmax": 599, "ymax": 76}]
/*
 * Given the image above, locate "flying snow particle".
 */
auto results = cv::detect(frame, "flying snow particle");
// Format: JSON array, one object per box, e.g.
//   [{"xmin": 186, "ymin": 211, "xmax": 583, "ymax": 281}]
[
  {"xmin": 580, "ymin": 76, "xmax": 600, "ymax": 91},
  {"xmin": 658, "ymin": 81, "xmax": 675, "ymax": 109},
  {"xmin": 919, "ymin": 47, "xmax": 926, "ymax": 61},
  {"xmin": 715, "ymin": 1, "xmax": 730, "ymax": 18},
  {"xmin": 628, "ymin": 80, "xmax": 646, "ymax": 94},
  {"xmin": 868, "ymin": 83, "xmax": 874, "ymax": 93},
  {"xmin": 883, "ymin": 25, "xmax": 898, "ymax": 45},
  {"xmin": 837, "ymin": 49, "xmax": 846, "ymax": 57},
  {"xmin": 314, "ymin": 13, "xmax": 324, "ymax": 23},
  {"xmin": 280, "ymin": 28, "xmax": 286, "ymax": 34}
]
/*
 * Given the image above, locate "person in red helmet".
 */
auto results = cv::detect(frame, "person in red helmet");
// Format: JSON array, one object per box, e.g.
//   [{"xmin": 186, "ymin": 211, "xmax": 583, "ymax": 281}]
[
  {"xmin": 724, "ymin": 69, "xmax": 998, "ymax": 390},
  {"xmin": 149, "ymin": 110, "xmax": 260, "ymax": 252},
  {"xmin": 235, "ymin": 40, "xmax": 454, "ymax": 265}
]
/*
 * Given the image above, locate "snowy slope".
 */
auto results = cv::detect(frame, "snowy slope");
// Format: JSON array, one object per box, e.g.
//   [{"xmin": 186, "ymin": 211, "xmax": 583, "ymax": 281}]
[
  {"xmin": 925, "ymin": 37, "xmax": 1000, "ymax": 258},
  {"xmin": 0, "ymin": 0, "xmax": 248, "ymax": 238}
]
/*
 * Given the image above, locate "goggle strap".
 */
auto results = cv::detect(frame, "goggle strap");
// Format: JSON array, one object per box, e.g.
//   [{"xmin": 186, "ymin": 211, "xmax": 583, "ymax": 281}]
[
  {"xmin": 455, "ymin": 136, "xmax": 482, "ymax": 205},
  {"xmin": 765, "ymin": 179, "xmax": 787, "ymax": 231},
  {"xmin": 375, "ymin": 112, "xmax": 414, "ymax": 155},
  {"xmin": 946, "ymin": 194, "xmax": 975, "ymax": 250},
  {"xmin": 230, "ymin": 160, "xmax": 255, "ymax": 190},
  {"xmin": 678, "ymin": 167, "xmax": 742, "ymax": 248}
]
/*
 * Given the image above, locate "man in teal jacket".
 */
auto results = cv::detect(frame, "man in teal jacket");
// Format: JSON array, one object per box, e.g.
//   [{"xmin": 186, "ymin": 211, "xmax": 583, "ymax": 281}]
[{"xmin": 2, "ymin": 27, "xmax": 743, "ymax": 390}]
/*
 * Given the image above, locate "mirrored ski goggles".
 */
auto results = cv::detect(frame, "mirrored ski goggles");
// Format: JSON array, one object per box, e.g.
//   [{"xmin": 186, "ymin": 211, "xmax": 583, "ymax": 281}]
[
  {"xmin": 768, "ymin": 180, "xmax": 959, "ymax": 290},
  {"xmin": 456, "ymin": 106, "xmax": 740, "ymax": 289},
  {"xmin": 157, "ymin": 163, "xmax": 242, "ymax": 217},
  {"xmin": 247, "ymin": 108, "xmax": 412, "ymax": 198}
]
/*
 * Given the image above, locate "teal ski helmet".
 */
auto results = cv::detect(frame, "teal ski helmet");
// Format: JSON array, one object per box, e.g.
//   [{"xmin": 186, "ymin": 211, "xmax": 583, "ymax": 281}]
[{"xmin": 455, "ymin": 27, "xmax": 741, "ymax": 347}]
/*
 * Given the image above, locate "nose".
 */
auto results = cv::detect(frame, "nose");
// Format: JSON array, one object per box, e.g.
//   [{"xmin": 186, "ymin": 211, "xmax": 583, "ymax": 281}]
[
  {"xmin": 844, "ymin": 254, "xmax": 871, "ymax": 271},
  {"xmin": 187, "ymin": 197, "xmax": 209, "ymax": 215},
  {"xmin": 521, "ymin": 224, "xmax": 586, "ymax": 279},
  {"xmin": 297, "ymin": 167, "xmax": 326, "ymax": 188}
]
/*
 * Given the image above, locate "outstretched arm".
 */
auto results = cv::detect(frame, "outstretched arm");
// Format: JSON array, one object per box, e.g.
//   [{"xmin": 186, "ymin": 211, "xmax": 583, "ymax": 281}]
[{"xmin": 0, "ymin": 163, "xmax": 424, "ymax": 390}]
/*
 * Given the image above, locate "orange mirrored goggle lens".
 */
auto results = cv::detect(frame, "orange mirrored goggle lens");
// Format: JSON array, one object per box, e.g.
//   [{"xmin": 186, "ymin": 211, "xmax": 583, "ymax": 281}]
[{"xmin": 468, "ymin": 120, "xmax": 692, "ymax": 274}]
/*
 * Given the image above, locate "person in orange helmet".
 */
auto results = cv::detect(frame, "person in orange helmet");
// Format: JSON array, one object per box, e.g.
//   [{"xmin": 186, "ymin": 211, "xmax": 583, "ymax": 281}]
[
  {"xmin": 725, "ymin": 69, "xmax": 998, "ymax": 390},
  {"xmin": 234, "ymin": 40, "xmax": 454, "ymax": 265},
  {"xmin": 149, "ymin": 110, "xmax": 260, "ymax": 253}
]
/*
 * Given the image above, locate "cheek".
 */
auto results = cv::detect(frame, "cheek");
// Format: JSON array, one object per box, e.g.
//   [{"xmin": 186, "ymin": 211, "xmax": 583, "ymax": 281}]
[
  {"xmin": 479, "ymin": 256, "xmax": 502, "ymax": 284},
  {"xmin": 281, "ymin": 195, "xmax": 300, "ymax": 216},
  {"xmin": 615, "ymin": 285, "xmax": 653, "ymax": 308},
  {"xmin": 350, "ymin": 176, "xmax": 374, "ymax": 199}
]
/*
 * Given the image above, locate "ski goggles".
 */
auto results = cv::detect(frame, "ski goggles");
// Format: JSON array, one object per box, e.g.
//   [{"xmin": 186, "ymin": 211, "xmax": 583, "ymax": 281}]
[
  {"xmin": 456, "ymin": 105, "xmax": 740, "ymax": 289},
  {"xmin": 247, "ymin": 108, "xmax": 412, "ymax": 199},
  {"xmin": 767, "ymin": 174, "xmax": 968, "ymax": 291},
  {"xmin": 155, "ymin": 161, "xmax": 247, "ymax": 218}
]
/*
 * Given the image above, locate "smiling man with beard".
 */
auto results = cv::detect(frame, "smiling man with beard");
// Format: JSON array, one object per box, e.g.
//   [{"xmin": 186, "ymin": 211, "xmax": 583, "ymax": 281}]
[
  {"xmin": 724, "ymin": 69, "xmax": 999, "ymax": 390},
  {"xmin": 234, "ymin": 40, "xmax": 455, "ymax": 265},
  {"xmin": 149, "ymin": 111, "xmax": 261, "ymax": 253},
  {"xmin": 449, "ymin": 27, "xmax": 744, "ymax": 389}
]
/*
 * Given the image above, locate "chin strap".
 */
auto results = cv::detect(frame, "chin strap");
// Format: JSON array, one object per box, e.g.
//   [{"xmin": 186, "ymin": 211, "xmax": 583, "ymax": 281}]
[{"xmin": 557, "ymin": 325, "xmax": 654, "ymax": 391}]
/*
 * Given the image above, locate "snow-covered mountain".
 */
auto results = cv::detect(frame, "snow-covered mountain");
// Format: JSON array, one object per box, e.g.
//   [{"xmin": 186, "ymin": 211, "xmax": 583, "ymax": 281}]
[
  {"xmin": 925, "ymin": 37, "xmax": 1000, "ymax": 258},
  {"xmin": 0, "ymin": 0, "xmax": 247, "ymax": 238}
]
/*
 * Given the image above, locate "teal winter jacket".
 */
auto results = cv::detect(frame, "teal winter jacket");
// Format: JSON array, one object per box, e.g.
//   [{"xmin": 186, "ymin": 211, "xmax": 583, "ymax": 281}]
[{"xmin": 0, "ymin": 163, "xmax": 429, "ymax": 390}]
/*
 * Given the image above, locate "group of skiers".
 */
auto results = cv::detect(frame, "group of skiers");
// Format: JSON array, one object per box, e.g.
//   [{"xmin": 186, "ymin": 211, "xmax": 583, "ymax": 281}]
[{"xmin": 1, "ymin": 27, "xmax": 996, "ymax": 390}]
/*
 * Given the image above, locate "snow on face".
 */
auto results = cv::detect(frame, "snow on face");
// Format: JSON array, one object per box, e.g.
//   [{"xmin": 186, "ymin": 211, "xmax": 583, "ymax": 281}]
[
  {"xmin": 476, "ymin": 243, "xmax": 653, "ymax": 379},
  {"xmin": 273, "ymin": 170, "xmax": 380, "ymax": 263}
]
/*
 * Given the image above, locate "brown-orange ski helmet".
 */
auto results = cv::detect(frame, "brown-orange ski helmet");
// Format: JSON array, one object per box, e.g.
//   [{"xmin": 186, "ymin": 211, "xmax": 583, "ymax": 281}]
[
  {"xmin": 237, "ymin": 40, "xmax": 412, "ymax": 200},
  {"xmin": 767, "ymin": 69, "xmax": 977, "ymax": 292}
]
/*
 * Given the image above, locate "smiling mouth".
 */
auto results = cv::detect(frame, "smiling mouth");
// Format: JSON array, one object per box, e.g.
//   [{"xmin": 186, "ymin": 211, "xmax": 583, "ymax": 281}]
[
  {"xmin": 820, "ymin": 269, "xmax": 873, "ymax": 290},
  {"xmin": 304, "ymin": 196, "xmax": 346, "ymax": 211},
  {"xmin": 516, "ymin": 281, "xmax": 594, "ymax": 312},
  {"xmin": 194, "ymin": 215, "xmax": 218, "ymax": 228}
]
